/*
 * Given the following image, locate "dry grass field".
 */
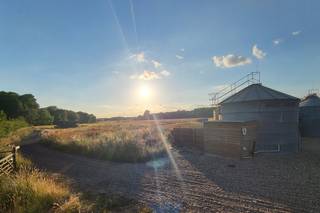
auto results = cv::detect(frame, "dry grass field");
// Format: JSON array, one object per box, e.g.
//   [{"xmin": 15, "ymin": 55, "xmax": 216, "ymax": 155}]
[
  {"xmin": 0, "ymin": 124, "xmax": 157, "ymax": 212},
  {"xmin": 39, "ymin": 119, "xmax": 202, "ymax": 162},
  {"xmin": 3, "ymin": 119, "xmax": 320, "ymax": 212}
]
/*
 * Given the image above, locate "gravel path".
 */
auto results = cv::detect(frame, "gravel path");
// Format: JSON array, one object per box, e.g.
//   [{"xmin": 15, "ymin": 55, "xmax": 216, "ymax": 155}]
[{"xmin": 21, "ymin": 142, "xmax": 320, "ymax": 213}]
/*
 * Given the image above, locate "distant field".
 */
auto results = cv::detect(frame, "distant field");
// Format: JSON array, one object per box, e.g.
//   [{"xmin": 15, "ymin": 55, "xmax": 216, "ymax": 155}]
[{"xmin": 39, "ymin": 119, "xmax": 202, "ymax": 162}]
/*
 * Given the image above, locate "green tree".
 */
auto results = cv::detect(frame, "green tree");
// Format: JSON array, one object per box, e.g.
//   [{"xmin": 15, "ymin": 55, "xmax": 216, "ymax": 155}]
[
  {"xmin": 19, "ymin": 94, "xmax": 40, "ymax": 124},
  {"xmin": 46, "ymin": 106, "xmax": 58, "ymax": 116},
  {"xmin": 77, "ymin": 112, "xmax": 96, "ymax": 123},
  {"xmin": 0, "ymin": 111, "xmax": 7, "ymax": 121},
  {"xmin": 88, "ymin": 114, "xmax": 96, "ymax": 123},
  {"xmin": 36, "ymin": 109, "xmax": 53, "ymax": 125},
  {"xmin": 0, "ymin": 92, "xmax": 24, "ymax": 119},
  {"xmin": 67, "ymin": 111, "xmax": 79, "ymax": 123},
  {"xmin": 53, "ymin": 109, "xmax": 68, "ymax": 125}
]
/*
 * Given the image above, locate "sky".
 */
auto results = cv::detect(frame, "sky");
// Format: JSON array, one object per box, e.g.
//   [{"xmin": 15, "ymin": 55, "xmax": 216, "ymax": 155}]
[{"xmin": 0, "ymin": 0, "xmax": 319, "ymax": 118}]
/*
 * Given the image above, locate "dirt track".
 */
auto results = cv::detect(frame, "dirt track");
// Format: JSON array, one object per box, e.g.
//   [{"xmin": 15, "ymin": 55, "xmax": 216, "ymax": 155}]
[{"xmin": 21, "ymin": 142, "xmax": 320, "ymax": 213}]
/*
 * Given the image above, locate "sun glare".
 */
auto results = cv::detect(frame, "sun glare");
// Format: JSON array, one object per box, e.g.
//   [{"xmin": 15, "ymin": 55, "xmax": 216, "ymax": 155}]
[{"xmin": 139, "ymin": 85, "xmax": 151, "ymax": 99}]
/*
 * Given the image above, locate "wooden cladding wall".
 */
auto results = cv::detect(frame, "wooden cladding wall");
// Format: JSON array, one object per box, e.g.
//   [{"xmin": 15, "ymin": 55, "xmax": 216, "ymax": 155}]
[
  {"xmin": 172, "ymin": 121, "xmax": 257, "ymax": 159},
  {"xmin": 172, "ymin": 128, "xmax": 204, "ymax": 150},
  {"xmin": 203, "ymin": 121, "xmax": 257, "ymax": 158}
]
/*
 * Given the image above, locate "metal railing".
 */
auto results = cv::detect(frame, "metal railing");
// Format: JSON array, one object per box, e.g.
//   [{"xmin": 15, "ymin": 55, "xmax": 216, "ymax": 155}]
[
  {"xmin": 209, "ymin": 72, "xmax": 260, "ymax": 106},
  {"xmin": 307, "ymin": 88, "xmax": 319, "ymax": 96}
]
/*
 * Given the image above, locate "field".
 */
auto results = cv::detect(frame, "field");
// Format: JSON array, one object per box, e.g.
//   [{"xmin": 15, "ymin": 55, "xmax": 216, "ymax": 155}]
[
  {"xmin": 2, "ymin": 119, "xmax": 320, "ymax": 212},
  {"xmin": 0, "ymin": 125, "xmax": 154, "ymax": 212},
  {"xmin": 39, "ymin": 119, "xmax": 202, "ymax": 162}
]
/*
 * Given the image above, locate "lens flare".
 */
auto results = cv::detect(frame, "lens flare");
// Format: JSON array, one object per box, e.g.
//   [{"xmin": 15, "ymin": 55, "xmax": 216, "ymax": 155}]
[{"xmin": 152, "ymin": 114, "xmax": 187, "ymax": 199}]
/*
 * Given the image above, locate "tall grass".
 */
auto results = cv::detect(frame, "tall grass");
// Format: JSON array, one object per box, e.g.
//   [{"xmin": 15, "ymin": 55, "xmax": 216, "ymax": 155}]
[
  {"xmin": 42, "ymin": 125, "xmax": 166, "ymax": 162},
  {"xmin": 0, "ymin": 121, "xmax": 155, "ymax": 212},
  {"xmin": 1, "ymin": 155, "xmax": 151, "ymax": 212},
  {"xmin": 0, "ymin": 155, "xmax": 87, "ymax": 213},
  {"xmin": 41, "ymin": 119, "xmax": 201, "ymax": 162}
]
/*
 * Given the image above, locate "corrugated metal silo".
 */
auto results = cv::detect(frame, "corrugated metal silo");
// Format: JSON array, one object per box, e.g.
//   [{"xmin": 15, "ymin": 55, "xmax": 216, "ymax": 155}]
[
  {"xmin": 299, "ymin": 94, "xmax": 320, "ymax": 137},
  {"xmin": 219, "ymin": 83, "xmax": 301, "ymax": 152}
]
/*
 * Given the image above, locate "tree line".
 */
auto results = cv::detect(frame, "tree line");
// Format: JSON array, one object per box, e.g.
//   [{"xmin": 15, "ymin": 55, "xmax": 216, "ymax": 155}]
[
  {"xmin": 137, "ymin": 107, "xmax": 213, "ymax": 120},
  {"xmin": 0, "ymin": 91, "xmax": 96, "ymax": 127}
]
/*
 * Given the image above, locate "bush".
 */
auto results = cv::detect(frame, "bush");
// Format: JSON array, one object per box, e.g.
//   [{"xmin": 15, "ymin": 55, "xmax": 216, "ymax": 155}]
[{"xmin": 0, "ymin": 118, "xmax": 29, "ymax": 139}]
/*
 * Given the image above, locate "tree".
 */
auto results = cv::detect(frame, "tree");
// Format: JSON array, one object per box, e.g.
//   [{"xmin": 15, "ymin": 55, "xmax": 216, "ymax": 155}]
[
  {"xmin": 88, "ymin": 114, "xmax": 96, "ymax": 123},
  {"xmin": 19, "ymin": 94, "xmax": 40, "ymax": 124},
  {"xmin": 77, "ymin": 111, "xmax": 89, "ymax": 123},
  {"xmin": 66, "ymin": 111, "xmax": 79, "ymax": 123},
  {"xmin": 77, "ymin": 111, "xmax": 96, "ymax": 123},
  {"xmin": 46, "ymin": 106, "xmax": 58, "ymax": 116},
  {"xmin": 36, "ymin": 109, "xmax": 53, "ymax": 125},
  {"xmin": 53, "ymin": 109, "xmax": 68, "ymax": 125},
  {"xmin": 0, "ymin": 92, "xmax": 24, "ymax": 119},
  {"xmin": 143, "ymin": 110, "xmax": 151, "ymax": 120},
  {"xmin": 0, "ymin": 111, "xmax": 7, "ymax": 121}
]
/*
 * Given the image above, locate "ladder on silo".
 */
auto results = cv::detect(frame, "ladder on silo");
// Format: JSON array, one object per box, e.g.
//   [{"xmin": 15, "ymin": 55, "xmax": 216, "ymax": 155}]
[{"xmin": 209, "ymin": 72, "xmax": 260, "ymax": 107}]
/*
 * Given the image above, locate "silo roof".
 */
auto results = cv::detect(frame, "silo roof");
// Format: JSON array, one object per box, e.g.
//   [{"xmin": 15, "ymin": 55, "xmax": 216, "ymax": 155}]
[
  {"xmin": 220, "ymin": 83, "xmax": 299, "ymax": 104},
  {"xmin": 299, "ymin": 94, "xmax": 320, "ymax": 107}
]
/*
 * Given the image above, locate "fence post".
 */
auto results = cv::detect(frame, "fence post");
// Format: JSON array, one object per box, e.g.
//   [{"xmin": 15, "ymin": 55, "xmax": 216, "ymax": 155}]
[{"xmin": 12, "ymin": 146, "xmax": 20, "ymax": 171}]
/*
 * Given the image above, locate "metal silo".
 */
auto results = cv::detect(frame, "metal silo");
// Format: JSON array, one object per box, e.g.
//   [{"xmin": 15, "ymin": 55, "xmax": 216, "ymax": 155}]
[
  {"xmin": 219, "ymin": 83, "xmax": 301, "ymax": 152},
  {"xmin": 299, "ymin": 94, "xmax": 320, "ymax": 137}
]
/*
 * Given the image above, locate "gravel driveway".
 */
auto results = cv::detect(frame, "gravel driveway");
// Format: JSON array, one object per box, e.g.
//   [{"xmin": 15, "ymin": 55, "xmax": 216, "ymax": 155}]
[{"xmin": 21, "ymin": 140, "xmax": 320, "ymax": 213}]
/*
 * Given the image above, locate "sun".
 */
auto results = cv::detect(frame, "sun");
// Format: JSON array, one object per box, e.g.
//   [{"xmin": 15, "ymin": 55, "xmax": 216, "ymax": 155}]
[{"xmin": 139, "ymin": 85, "xmax": 151, "ymax": 99}]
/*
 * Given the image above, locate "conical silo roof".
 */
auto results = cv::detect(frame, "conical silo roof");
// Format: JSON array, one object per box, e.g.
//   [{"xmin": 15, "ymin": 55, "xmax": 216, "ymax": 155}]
[
  {"xmin": 220, "ymin": 83, "xmax": 299, "ymax": 104},
  {"xmin": 299, "ymin": 94, "xmax": 320, "ymax": 107}
]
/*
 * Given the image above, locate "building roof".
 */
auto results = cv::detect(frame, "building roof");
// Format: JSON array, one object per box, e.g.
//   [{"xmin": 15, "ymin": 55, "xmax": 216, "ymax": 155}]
[
  {"xmin": 220, "ymin": 83, "xmax": 300, "ymax": 104},
  {"xmin": 300, "ymin": 94, "xmax": 320, "ymax": 107}
]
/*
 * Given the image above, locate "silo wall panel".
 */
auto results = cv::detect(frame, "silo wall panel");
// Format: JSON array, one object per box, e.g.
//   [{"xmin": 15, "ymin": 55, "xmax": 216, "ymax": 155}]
[
  {"xmin": 299, "ymin": 106, "xmax": 320, "ymax": 137},
  {"xmin": 220, "ymin": 100, "xmax": 300, "ymax": 152}
]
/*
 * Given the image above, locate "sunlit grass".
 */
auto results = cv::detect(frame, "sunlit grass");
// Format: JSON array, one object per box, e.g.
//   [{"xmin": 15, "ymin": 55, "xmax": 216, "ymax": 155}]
[
  {"xmin": 0, "ymin": 160, "xmax": 86, "ymax": 212},
  {"xmin": 0, "ymin": 127, "xmax": 34, "ymax": 154},
  {"xmin": 0, "ymin": 123, "xmax": 158, "ymax": 212},
  {"xmin": 40, "ymin": 119, "xmax": 201, "ymax": 162}
]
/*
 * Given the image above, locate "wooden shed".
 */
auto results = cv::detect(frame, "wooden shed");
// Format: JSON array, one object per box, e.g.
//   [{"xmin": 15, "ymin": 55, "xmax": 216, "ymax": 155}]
[{"xmin": 203, "ymin": 120, "xmax": 257, "ymax": 158}]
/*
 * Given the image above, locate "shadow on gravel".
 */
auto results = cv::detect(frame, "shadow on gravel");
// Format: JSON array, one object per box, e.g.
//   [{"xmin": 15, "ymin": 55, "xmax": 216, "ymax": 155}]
[
  {"xmin": 175, "ymin": 140, "xmax": 320, "ymax": 212},
  {"xmin": 20, "ymin": 142, "xmax": 177, "ymax": 212}
]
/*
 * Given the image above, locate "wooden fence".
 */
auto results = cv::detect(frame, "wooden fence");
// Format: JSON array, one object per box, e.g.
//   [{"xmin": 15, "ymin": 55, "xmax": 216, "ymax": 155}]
[
  {"xmin": 172, "ymin": 128, "xmax": 204, "ymax": 150},
  {"xmin": 0, "ymin": 146, "xmax": 19, "ymax": 176}
]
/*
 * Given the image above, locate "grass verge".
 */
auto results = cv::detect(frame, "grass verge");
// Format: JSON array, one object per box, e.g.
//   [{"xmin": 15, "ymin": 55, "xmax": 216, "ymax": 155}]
[{"xmin": 0, "ymin": 128, "xmax": 153, "ymax": 212}]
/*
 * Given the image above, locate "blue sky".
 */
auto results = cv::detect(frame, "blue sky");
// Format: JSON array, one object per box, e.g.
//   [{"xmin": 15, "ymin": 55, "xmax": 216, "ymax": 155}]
[{"xmin": 0, "ymin": 0, "xmax": 319, "ymax": 117}]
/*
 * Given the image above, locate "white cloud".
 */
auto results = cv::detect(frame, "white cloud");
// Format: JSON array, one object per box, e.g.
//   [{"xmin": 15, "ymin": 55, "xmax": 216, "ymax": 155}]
[
  {"xmin": 273, "ymin": 38, "xmax": 283, "ymax": 45},
  {"xmin": 212, "ymin": 54, "xmax": 252, "ymax": 68},
  {"xmin": 130, "ymin": 52, "xmax": 146, "ymax": 62},
  {"xmin": 292, "ymin": 30, "xmax": 301, "ymax": 36},
  {"xmin": 112, "ymin": 70, "xmax": 120, "ymax": 75},
  {"xmin": 176, "ymin": 54, "xmax": 184, "ymax": 59},
  {"xmin": 130, "ymin": 69, "xmax": 171, "ymax": 81},
  {"xmin": 130, "ymin": 70, "xmax": 161, "ymax": 80},
  {"xmin": 252, "ymin": 44, "xmax": 266, "ymax": 59},
  {"xmin": 151, "ymin": 60, "xmax": 161, "ymax": 68},
  {"xmin": 160, "ymin": 70, "xmax": 170, "ymax": 76},
  {"xmin": 180, "ymin": 48, "xmax": 185, "ymax": 52}
]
